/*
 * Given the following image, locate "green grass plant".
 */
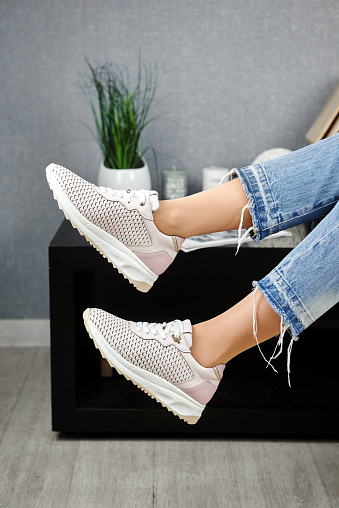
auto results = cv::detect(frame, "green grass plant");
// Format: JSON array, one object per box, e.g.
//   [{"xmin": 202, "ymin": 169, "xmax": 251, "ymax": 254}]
[{"xmin": 84, "ymin": 57, "xmax": 158, "ymax": 170}]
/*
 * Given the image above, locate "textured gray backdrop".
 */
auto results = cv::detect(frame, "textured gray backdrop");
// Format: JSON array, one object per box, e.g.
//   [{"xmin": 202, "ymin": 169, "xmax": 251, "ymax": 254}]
[{"xmin": 1, "ymin": 0, "xmax": 339, "ymax": 318}]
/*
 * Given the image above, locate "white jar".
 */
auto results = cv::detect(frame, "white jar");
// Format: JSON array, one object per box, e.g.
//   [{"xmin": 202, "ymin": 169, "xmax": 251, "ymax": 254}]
[{"xmin": 202, "ymin": 166, "xmax": 230, "ymax": 190}]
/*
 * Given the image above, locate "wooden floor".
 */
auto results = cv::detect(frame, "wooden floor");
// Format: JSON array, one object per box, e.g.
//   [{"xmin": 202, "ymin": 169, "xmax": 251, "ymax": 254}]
[{"xmin": 0, "ymin": 323, "xmax": 338, "ymax": 507}]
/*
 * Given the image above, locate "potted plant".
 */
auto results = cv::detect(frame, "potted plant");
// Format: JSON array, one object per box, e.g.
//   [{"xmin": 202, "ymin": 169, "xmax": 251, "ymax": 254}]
[{"xmin": 83, "ymin": 57, "xmax": 158, "ymax": 189}]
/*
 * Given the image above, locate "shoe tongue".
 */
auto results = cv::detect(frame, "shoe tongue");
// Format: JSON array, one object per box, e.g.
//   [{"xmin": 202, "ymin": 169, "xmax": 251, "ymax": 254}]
[
  {"xmin": 149, "ymin": 191, "xmax": 159, "ymax": 212},
  {"xmin": 181, "ymin": 319, "xmax": 193, "ymax": 348}
]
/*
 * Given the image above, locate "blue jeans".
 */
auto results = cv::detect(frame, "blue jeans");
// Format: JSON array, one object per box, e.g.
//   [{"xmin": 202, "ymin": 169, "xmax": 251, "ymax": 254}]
[{"xmin": 234, "ymin": 134, "xmax": 339, "ymax": 378}]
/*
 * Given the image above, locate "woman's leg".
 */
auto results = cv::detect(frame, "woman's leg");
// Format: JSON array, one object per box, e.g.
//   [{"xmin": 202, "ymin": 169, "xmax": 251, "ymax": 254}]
[
  {"xmin": 191, "ymin": 202, "xmax": 339, "ymax": 380},
  {"xmin": 156, "ymin": 134, "xmax": 339, "ymax": 378},
  {"xmin": 154, "ymin": 133, "xmax": 339, "ymax": 240}
]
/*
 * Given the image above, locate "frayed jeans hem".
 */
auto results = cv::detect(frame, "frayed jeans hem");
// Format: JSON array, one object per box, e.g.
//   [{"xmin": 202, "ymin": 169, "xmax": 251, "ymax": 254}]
[{"xmin": 252, "ymin": 280, "xmax": 302, "ymax": 341}]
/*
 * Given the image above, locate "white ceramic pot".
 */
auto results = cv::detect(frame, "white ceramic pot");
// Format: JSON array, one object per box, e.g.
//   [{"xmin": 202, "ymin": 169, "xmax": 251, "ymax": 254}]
[{"xmin": 97, "ymin": 157, "xmax": 151, "ymax": 190}]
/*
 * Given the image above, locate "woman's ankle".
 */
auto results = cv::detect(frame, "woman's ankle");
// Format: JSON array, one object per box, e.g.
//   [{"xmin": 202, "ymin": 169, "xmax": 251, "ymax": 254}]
[
  {"xmin": 153, "ymin": 201, "xmax": 181, "ymax": 236},
  {"xmin": 191, "ymin": 324, "xmax": 225, "ymax": 368}
]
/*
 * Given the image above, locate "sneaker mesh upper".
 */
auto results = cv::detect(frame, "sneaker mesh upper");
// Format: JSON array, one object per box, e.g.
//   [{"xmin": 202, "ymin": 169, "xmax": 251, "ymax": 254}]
[
  {"xmin": 53, "ymin": 165, "xmax": 152, "ymax": 247},
  {"xmin": 90, "ymin": 309, "xmax": 195, "ymax": 384}
]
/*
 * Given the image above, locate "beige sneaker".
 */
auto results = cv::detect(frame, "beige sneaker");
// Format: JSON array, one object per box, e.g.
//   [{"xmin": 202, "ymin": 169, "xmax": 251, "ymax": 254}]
[
  {"xmin": 83, "ymin": 308, "xmax": 225, "ymax": 424},
  {"xmin": 46, "ymin": 164, "xmax": 184, "ymax": 292}
]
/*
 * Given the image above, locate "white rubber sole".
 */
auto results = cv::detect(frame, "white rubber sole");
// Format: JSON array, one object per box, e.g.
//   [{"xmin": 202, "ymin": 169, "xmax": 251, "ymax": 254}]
[
  {"xmin": 46, "ymin": 164, "xmax": 158, "ymax": 293},
  {"xmin": 83, "ymin": 309, "xmax": 205, "ymax": 425}
]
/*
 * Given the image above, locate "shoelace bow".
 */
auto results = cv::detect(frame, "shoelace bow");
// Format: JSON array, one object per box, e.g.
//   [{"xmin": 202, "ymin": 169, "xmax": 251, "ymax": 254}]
[
  {"xmin": 98, "ymin": 187, "xmax": 148, "ymax": 206},
  {"xmin": 137, "ymin": 319, "xmax": 184, "ymax": 341}
]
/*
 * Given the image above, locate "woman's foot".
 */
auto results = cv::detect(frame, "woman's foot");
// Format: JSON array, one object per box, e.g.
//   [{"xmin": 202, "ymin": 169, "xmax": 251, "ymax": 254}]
[
  {"xmin": 83, "ymin": 308, "xmax": 225, "ymax": 424},
  {"xmin": 46, "ymin": 163, "xmax": 184, "ymax": 292}
]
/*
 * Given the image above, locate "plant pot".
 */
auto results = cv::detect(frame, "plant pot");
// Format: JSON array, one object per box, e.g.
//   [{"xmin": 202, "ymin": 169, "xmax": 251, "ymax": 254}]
[{"xmin": 97, "ymin": 157, "xmax": 152, "ymax": 190}]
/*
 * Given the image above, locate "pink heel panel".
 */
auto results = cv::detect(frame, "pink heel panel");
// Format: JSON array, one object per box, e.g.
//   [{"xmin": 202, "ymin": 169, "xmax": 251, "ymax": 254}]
[
  {"xmin": 181, "ymin": 381, "xmax": 217, "ymax": 405},
  {"xmin": 135, "ymin": 251, "xmax": 173, "ymax": 276}
]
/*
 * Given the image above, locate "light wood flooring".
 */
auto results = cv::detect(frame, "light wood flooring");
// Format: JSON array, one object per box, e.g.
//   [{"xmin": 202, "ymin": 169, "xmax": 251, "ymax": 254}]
[{"xmin": 0, "ymin": 321, "xmax": 338, "ymax": 508}]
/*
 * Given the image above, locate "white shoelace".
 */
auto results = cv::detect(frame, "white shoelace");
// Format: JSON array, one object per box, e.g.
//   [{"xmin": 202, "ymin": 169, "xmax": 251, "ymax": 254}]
[
  {"xmin": 99, "ymin": 187, "xmax": 148, "ymax": 206},
  {"xmin": 137, "ymin": 319, "xmax": 184, "ymax": 340}
]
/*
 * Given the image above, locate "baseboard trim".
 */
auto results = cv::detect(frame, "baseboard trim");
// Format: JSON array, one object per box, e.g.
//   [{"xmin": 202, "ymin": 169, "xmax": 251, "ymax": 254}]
[{"xmin": 0, "ymin": 319, "xmax": 50, "ymax": 346}]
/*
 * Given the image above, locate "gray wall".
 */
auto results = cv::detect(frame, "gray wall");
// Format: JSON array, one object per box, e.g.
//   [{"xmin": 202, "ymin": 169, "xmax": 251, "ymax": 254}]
[{"xmin": 1, "ymin": 0, "xmax": 339, "ymax": 318}]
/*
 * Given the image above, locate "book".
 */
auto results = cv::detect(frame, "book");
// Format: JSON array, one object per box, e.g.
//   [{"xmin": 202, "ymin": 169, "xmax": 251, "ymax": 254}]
[
  {"xmin": 306, "ymin": 83, "xmax": 339, "ymax": 143},
  {"xmin": 181, "ymin": 230, "xmax": 292, "ymax": 252},
  {"xmin": 325, "ymin": 113, "xmax": 339, "ymax": 138}
]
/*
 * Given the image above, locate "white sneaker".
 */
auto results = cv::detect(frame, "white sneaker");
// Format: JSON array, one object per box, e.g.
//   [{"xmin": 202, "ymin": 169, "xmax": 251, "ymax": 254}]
[
  {"xmin": 83, "ymin": 308, "xmax": 225, "ymax": 424},
  {"xmin": 46, "ymin": 163, "xmax": 184, "ymax": 292}
]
